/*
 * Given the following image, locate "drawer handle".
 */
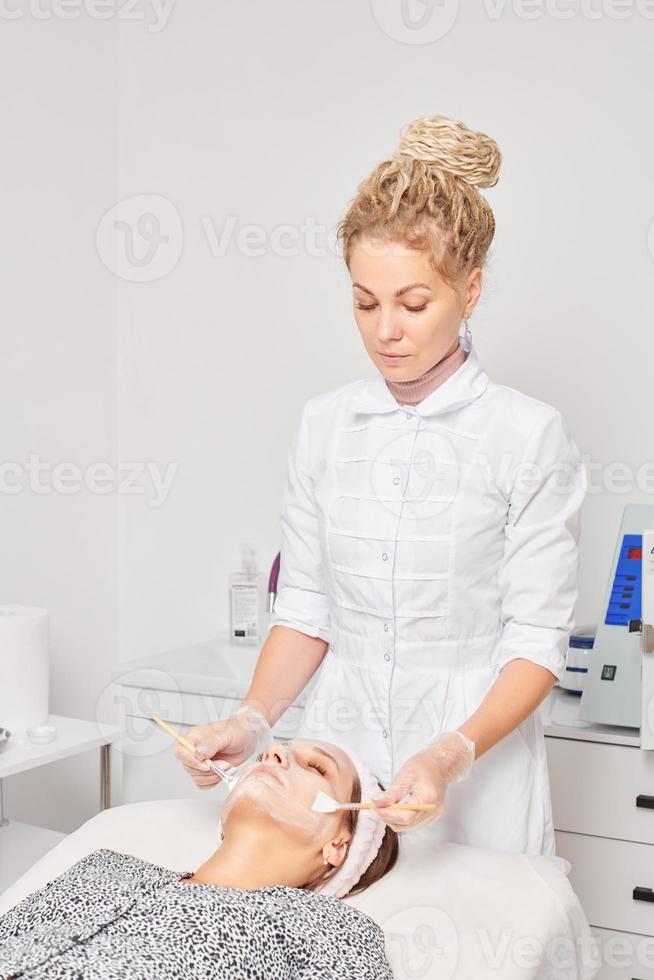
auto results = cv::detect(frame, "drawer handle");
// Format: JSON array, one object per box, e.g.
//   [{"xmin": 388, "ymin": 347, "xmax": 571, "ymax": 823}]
[
  {"xmin": 633, "ymin": 886, "xmax": 654, "ymax": 903},
  {"xmin": 636, "ymin": 795, "xmax": 654, "ymax": 810}
]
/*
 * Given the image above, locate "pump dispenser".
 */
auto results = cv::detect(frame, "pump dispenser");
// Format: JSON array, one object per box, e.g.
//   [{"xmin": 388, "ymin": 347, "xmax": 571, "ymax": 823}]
[{"xmin": 229, "ymin": 542, "xmax": 267, "ymax": 645}]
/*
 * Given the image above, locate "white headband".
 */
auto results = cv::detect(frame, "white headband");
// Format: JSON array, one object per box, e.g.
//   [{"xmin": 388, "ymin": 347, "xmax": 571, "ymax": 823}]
[{"xmin": 310, "ymin": 743, "xmax": 387, "ymax": 899}]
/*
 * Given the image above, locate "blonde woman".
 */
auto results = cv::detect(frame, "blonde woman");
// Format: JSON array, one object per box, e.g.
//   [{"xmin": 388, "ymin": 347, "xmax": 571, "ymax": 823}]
[{"xmin": 177, "ymin": 115, "xmax": 586, "ymax": 856}]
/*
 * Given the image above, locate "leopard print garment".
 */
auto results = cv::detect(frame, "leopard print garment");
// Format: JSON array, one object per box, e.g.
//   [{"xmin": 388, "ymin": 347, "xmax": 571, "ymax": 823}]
[{"xmin": 0, "ymin": 848, "xmax": 393, "ymax": 979}]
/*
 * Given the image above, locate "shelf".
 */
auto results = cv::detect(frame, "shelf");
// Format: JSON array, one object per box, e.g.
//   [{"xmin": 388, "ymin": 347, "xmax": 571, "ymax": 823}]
[
  {"xmin": 0, "ymin": 716, "xmax": 124, "ymax": 780},
  {"xmin": 541, "ymin": 686, "xmax": 640, "ymax": 747}
]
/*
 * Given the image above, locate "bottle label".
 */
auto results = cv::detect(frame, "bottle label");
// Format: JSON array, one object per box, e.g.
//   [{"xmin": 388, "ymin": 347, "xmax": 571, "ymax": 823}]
[{"xmin": 231, "ymin": 583, "xmax": 259, "ymax": 639}]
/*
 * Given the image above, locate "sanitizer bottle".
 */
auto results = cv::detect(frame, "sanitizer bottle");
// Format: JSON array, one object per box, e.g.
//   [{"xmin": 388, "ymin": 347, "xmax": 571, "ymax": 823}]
[{"xmin": 229, "ymin": 542, "xmax": 267, "ymax": 645}]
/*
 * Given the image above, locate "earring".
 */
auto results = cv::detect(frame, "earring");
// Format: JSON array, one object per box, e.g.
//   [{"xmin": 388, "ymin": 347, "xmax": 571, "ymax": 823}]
[{"xmin": 460, "ymin": 318, "xmax": 472, "ymax": 353}]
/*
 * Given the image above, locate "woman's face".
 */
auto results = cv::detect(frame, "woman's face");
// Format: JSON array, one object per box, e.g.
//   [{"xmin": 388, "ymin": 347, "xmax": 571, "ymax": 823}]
[
  {"xmin": 348, "ymin": 236, "xmax": 481, "ymax": 381},
  {"xmin": 220, "ymin": 738, "xmax": 357, "ymax": 841}
]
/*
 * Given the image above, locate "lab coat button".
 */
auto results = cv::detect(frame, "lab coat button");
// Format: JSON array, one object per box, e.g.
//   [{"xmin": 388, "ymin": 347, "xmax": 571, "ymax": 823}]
[
  {"xmin": 381, "ymin": 552, "xmax": 388, "ymax": 561},
  {"xmin": 383, "ymin": 623, "xmax": 389, "ymax": 632},
  {"xmin": 384, "ymin": 653, "xmax": 391, "ymax": 662},
  {"xmin": 392, "ymin": 477, "xmax": 400, "ymax": 485},
  {"xmin": 405, "ymin": 412, "xmax": 412, "ymax": 419},
  {"xmin": 382, "ymin": 729, "xmax": 388, "ymax": 739}
]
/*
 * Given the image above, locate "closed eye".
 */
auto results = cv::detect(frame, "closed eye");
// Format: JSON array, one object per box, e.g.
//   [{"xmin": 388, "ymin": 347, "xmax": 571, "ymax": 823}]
[{"xmin": 356, "ymin": 302, "xmax": 427, "ymax": 313}]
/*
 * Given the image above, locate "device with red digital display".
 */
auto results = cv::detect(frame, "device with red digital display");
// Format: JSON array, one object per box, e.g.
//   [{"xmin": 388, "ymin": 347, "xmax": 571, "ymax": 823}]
[
  {"xmin": 579, "ymin": 504, "xmax": 654, "ymax": 742},
  {"xmin": 604, "ymin": 534, "xmax": 643, "ymax": 627}
]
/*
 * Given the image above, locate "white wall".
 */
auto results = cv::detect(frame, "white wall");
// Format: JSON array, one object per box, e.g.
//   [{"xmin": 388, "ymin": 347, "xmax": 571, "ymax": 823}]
[
  {"xmin": 2, "ymin": 0, "xmax": 653, "ymax": 829},
  {"xmin": 0, "ymin": 16, "xmax": 118, "ymax": 829}
]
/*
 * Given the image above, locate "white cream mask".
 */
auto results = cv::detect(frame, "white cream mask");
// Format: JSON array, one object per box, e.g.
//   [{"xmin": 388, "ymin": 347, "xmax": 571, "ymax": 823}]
[{"xmin": 219, "ymin": 757, "xmax": 330, "ymax": 836}]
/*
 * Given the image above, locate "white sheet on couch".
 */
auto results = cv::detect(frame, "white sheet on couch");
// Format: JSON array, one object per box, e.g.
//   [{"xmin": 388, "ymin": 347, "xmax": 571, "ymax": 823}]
[{"xmin": 0, "ymin": 799, "xmax": 600, "ymax": 980}]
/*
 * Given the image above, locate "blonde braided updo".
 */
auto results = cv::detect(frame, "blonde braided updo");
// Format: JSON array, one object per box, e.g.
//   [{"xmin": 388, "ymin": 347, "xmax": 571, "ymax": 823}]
[{"xmin": 337, "ymin": 114, "xmax": 502, "ymax": 289}]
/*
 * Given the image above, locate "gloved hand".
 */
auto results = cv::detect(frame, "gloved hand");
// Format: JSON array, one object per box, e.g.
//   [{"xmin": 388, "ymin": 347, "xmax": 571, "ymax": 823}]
[
  {"xmin": 175, "ymin": 705, "xmax": 272, "ymax": 790},
  {"xmin": 372, "ymin": 730, "xmax": 476, "ymax": 832}
]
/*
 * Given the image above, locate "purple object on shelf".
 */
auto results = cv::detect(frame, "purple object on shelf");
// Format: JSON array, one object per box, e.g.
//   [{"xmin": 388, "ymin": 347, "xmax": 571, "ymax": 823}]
[{"xmin": 267, "ymin": 552, "xmax": 281, "ymax": 613}]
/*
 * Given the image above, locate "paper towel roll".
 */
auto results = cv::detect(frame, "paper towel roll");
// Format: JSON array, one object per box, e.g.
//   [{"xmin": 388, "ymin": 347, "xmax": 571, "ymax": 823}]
[{"xmin": 0, "ymin": 605, "xmax": 49, "ymax": 731}]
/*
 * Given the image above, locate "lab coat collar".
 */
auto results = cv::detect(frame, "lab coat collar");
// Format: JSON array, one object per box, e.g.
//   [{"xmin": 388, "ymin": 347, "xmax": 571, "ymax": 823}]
[{"xmin": 354, "ymin": 343, "xmax": 490, "ymax": 417}]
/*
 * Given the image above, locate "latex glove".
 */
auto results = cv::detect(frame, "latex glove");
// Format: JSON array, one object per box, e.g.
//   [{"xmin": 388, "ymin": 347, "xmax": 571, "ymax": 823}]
[
  {"xmin": 372, "ymin": 730, "xmax": 476, "ymax": 832},
  {"xmin": 175, "ymin": 705, "xmax": 272, "ymax": 790}
]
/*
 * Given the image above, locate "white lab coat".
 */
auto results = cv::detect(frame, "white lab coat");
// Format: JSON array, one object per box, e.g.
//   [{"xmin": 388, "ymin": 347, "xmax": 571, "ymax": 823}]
[{"xmin": 268, "ymin": 344, "xmax": 586, "ymax": 856}]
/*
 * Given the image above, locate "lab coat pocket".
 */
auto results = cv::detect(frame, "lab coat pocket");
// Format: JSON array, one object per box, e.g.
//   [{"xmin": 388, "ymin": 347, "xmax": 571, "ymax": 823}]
[{"xmin": 326, "ymin": 517, "xmax": 395, "ymax": 617}]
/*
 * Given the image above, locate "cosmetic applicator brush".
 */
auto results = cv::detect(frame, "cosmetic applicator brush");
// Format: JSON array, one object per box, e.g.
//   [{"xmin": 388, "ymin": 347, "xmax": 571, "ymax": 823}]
[
  {"xmin": 150, "ymin": 715, "xmax": 241, "ymax": 790},
  {"xmin": 311, "ymin": 789, "xmax": 437, "ymax": 813}
]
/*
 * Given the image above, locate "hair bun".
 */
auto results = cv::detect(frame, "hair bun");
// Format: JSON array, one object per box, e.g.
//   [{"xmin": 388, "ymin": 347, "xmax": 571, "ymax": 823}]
[{"xmin": 391, "ymin": 114, "xmax": 501, "ymax": 189}]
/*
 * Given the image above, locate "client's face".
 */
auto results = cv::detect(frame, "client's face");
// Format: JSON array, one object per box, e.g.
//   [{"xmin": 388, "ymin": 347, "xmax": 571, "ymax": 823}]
[{"xmin": 219, "ymin": 739, "xmax": 358, "ymax": 879}]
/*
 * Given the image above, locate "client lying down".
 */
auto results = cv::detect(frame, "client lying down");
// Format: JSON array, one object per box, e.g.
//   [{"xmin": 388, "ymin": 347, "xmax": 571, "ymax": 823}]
[{"xmin": 0, "ymin": 737, "xmax": 399, "ymax": 979}]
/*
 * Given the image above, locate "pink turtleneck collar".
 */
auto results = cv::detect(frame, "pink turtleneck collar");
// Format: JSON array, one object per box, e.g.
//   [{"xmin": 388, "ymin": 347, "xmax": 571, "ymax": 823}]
[{"xmin": 384, "ymin": 342, "xmax": 468, "ymax": 406}]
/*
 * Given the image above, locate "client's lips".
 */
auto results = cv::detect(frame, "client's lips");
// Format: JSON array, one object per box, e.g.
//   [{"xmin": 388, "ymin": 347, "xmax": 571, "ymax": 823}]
[{"xmin": 248, "ymin": 763, "xmax": 284, "ymax": 786}]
